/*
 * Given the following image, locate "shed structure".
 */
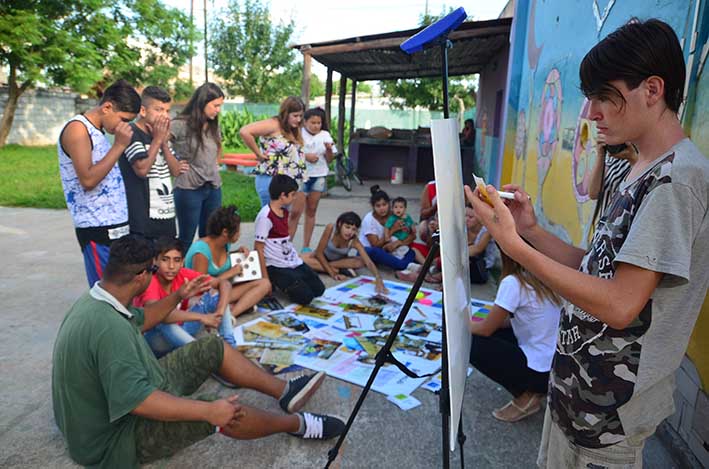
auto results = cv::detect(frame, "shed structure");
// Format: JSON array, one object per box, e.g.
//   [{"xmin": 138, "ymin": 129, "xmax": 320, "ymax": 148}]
[{"xmin": 293, "ymin": 17, "xmax": 512, "ymax": 184}]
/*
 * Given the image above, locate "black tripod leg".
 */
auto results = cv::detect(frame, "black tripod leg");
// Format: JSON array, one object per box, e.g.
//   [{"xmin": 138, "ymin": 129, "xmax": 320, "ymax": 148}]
[
  {"xmin": 440, "ymin": 308, "xmax": 450, "ymax": 469},
  {"xmin": 457, "ymin": 415, "xmax": 466, "ymax": 469},
  {"xmin": 324, "ymin": 238, "xmax": 441, "ymax": 468}
]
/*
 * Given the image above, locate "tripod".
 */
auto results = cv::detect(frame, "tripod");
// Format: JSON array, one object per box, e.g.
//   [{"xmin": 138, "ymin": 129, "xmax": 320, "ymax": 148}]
[
  {"xmin": 325, "ymin": 7, "xmax": 470, "ymax": 468},
  {"xmin": 324, "ymin": 232, "xmax": 467, "ymax": 469}
]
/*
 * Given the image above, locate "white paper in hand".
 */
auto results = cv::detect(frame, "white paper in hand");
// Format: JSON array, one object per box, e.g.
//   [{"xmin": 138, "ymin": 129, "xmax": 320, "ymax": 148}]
[{"xmin": 229, "ymin": 250, "xmax": 262, "ymax": 283}]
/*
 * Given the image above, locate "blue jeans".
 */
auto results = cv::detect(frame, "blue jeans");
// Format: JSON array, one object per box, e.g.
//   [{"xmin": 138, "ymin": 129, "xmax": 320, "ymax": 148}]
[
  {"xmin": 364, "ymin": 246, "xmax": 415, "ymax": 270},
  {"xmin": 174, "ymin": 185, "xmax": 222, "ymax": 253},
  {"xmin": 254, "ymin": 175, "xmax": 272, "ymax": 207},
  {"xmin": 143, "ymin": 291, "xmax": 235, "ymax": 357}
]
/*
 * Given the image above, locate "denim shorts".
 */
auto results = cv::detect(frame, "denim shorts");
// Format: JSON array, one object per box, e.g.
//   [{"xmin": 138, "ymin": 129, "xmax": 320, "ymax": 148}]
[{"xmin": 302, "ymin": 176, "xmax": 327, "ymax": 194}]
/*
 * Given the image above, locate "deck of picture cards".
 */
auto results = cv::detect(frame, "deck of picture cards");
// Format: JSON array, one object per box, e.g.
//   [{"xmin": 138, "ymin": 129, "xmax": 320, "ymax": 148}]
[{"xmin": 229, "ymin": 250, "xmax": 262, "ymax": 283}]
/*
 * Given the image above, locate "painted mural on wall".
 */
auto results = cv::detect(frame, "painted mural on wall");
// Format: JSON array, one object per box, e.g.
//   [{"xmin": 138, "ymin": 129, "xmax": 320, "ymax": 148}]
[
  {"xmin": 499, "ymin": 0, "xmax": 709, "ymax": 387},
  {"xmin": 501, "ymin": 0, "xmax": 706, "ymax": 245}
]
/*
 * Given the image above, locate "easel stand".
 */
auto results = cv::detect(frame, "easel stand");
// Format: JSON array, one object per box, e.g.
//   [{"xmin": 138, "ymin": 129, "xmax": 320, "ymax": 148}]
[{"xmin": 324, "ymin": 233, "xmax": 467, "ymax": 469}]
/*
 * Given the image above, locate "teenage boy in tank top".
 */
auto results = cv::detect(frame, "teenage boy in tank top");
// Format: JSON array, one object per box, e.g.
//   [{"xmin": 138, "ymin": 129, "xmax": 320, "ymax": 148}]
[{"xmin": 58, "ymin": 80, "xmax": 141, "ymax": 286}]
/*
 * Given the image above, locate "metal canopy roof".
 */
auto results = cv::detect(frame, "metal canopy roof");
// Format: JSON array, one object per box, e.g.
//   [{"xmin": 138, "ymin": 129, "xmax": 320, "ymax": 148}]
[{"xmin": 293, "ymin": 18, "xmax": 512, "ymax": 81}]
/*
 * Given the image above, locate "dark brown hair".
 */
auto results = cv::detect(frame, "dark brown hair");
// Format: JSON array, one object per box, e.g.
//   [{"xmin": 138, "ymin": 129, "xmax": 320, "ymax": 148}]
[
  {"xmin": 178, "ymin": 82, "xmax": 225, "ymax": 149},
  {"xmin": 580, "ymin": 18, "xmax": 685, "ymax": 113}
]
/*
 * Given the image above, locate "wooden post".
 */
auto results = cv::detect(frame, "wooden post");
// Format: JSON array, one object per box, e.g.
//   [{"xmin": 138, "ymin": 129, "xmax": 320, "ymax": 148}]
[
  {"xmin": 189, "ymin": 0, "xmax": 194, "ymax": 87},
  {"xmin": 301, "ymin": 52, "xmax": 312, "ymax": 108},
  {"xmin": 203, "ymin": 0, "xmax": 208, "ymax": 82},
  {"xmin": 325, "ymin": 68, "xmax": 333, "ymax": 124},
  {"xmin": 349, "ymin": 80, "xmax": 357, "ymax": 140},
  {"xmin": 337, "ymin": 74, "xmax": 347, "ymax": 152}
]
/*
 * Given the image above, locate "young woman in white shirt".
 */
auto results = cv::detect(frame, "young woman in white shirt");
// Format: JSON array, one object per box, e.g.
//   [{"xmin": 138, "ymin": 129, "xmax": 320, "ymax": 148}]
[
  {"xmin": 300, "ymin": 107, "xmax": 336, "ymax": 252},
  {"xmin": 469, "ymin": 248, "xmax": 561, "ymax": 422}
]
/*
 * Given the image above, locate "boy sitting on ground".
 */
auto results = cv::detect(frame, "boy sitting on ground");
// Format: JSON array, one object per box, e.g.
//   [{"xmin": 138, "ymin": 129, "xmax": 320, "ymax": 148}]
[
  {"xmin": 255, "ymin": 174, "xmax": 325, "ymax": 305},
  {"xmin": 52, "ymin": 235, "xmax": 344, "ymax": 469},
  {"xmin": 133, "ymin": 236, "xmax": 238, "ymax": 356}
]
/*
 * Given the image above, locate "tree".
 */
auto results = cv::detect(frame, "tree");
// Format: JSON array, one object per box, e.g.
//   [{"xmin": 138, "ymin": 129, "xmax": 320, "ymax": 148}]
[
  {"xmin": 378, "ymin": 9, "xmax": 477, "ymax": 112},
  {"xmin": 210, "ymin": 0, "xmax": 301, "ymax": 102},
  {"xmin": 0, "ymin": 0, "xmax": 197, "ymax": 147},
  {"xmin": 379, "ymin": 77, "xmax": 476, "ymax": 111},
  {"xmin": 333, "ymin": 80, "xmax": 372, "ymax": 96}
]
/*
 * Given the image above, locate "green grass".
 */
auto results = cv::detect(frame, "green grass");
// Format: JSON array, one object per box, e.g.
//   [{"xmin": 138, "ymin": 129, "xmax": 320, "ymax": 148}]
[
  {"xmin": 0, "ymin": 145, "xmax": 66, "ymax": 208},
  {"xmin": 221, "ymin": 171, "xmax": 261, "ymax": 221},
  {"xmin": 0, "ymin": 144, "xmax": 262, "ymax": 221}
]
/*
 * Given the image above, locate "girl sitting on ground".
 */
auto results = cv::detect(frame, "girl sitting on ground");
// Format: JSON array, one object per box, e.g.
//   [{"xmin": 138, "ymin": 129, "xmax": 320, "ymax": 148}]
[
  {"xmin": 185, "ymin": 205, "xmax": 271, "ymax": 317},
  {"xmin": 468, "ymin": 248, "xmax": 561, "ymax": 423},
  {"xmin": 302, "ymin": 211, "xmax": 388, "ymax": 294}
]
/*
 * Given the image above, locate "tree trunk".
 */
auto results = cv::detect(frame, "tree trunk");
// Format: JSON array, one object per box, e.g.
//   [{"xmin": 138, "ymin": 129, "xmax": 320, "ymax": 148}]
[{"xmin": 0, "ymin": 64, "xmax": 31, "ymax": 148}]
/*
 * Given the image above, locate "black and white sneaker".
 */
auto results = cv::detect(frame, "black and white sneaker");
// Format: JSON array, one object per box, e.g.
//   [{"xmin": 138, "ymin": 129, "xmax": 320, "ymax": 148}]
[
  {"xmin": 279, "ymin": 371, "xmax": 326, "ymax": 413},
  {"xmin": 291, "ymin": 412, "xmax": 345, "ymax": 440}
]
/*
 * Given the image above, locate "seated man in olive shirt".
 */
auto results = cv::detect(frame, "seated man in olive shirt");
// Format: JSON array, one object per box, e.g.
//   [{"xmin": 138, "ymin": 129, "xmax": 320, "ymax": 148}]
[{"xmin": 52, "ymin": 235, "xmax": 344, "ymax": 468}]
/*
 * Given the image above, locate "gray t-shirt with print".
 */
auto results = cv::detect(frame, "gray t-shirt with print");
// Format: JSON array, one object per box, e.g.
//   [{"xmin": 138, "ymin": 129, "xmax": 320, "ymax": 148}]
[{"xmin": 550, "ymin": 138, "xmax": 709, "ymax": 448}]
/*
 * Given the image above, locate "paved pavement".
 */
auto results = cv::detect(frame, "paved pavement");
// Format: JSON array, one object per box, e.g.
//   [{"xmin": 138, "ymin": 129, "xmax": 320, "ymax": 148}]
[{"xmin": 0, "ymin": 179, "xmax": 679, "ymax": 468}]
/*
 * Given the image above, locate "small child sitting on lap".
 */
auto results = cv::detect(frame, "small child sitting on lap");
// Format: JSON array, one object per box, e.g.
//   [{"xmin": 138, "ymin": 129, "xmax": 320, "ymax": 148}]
[
  {"xmin": 303, "ymin": 211, "xmax": 388, "ymax": 294},
  {"xmin": 255, "ymin": 174, "xmax": 325, "ymax": 305},
  {"xmin": 134, "ymin": 236, "xmax": 236, "ymax": 356},
  {"xmin": 468, "ymin": 248, "xmax": 560, "ymax": 423},
  {"xmin": 384, "ymin": 197, "xmax": 423, "ymax": 262}
]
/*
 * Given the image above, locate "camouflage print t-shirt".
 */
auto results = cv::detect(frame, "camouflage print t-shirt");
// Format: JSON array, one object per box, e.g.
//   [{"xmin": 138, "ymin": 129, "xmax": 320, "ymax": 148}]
[{"xmin": 550, "ymin": 138, "xmax": 709, "ymax": 449}]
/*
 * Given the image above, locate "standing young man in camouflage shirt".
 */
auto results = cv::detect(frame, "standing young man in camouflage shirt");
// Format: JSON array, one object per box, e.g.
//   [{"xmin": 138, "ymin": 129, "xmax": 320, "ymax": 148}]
[{"xmin": 467, "ymin": 19, "xmax": 709, "ymax": 468}]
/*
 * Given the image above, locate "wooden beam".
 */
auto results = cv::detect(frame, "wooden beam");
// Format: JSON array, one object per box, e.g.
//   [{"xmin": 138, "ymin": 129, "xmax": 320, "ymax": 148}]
[
  {"xmin": 307, "ymin": 25, "xmax": 510, "ymax": 56},
  {"xmin": 337, "ymin": 74, "xmax": 347, "ymax": 153},
  {"xmin": 325, "ymin": 68, "xmax": 333, "ymax": 124},
  {"xmin": 349, "ymin": 80, "xmax": 357, "ymax": 138},
  {"xmin": 301, "ymin": 53, "xmax": 312, "ymax": 108}
]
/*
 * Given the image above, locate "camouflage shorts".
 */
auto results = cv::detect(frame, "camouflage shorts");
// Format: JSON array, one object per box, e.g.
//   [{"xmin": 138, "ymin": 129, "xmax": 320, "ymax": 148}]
[
  {"xmin": 135, "ymin": 335, "xmax": 224, "ymax": 463},
  {"xmin": 537, "ymin": 407, "xmax": 652, "ymax": 469}
]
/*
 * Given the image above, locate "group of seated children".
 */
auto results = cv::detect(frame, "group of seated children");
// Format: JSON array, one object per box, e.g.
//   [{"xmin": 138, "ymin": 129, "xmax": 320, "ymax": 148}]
[{"xmin": 134, "ymin": 174, "xmax": 555, "ymax": 428}]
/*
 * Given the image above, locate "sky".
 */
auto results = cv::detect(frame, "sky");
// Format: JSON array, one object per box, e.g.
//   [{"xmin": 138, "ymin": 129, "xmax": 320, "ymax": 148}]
[{"xmin": 163, "ymin": 0, "xmax": 510, "ymax": 79}]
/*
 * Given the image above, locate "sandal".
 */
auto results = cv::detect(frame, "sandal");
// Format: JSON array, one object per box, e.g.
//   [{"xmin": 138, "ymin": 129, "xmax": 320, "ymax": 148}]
[{"xmin": 492, "ymin": 394, "xmax": 542, "ymax": 422}]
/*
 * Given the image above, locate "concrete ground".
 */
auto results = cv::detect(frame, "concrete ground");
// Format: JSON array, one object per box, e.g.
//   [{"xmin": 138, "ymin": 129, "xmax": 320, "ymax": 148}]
[{"xmin": 0, "ymin": 180, "xmax": 679, "ymax": 468}]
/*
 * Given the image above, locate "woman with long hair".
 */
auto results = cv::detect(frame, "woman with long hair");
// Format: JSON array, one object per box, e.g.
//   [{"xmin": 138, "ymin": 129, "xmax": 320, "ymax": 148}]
[
  {"xmin": 469, "ymin": 248, "xmax": 561, "ymax": 422},
  {"xmin": 239, "ymin": 96, "xmax": 307, "ymax": 239},
  {"xmin": 170, "ymin": 82, "xmax": 225, "ymax": 253}
]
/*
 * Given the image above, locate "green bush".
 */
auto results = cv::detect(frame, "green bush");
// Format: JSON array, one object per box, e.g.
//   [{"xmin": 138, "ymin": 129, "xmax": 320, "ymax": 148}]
[
  {"xmin": 329, "ymin": 116, "xmax": 350, "ymax": 151},
  {"xmin": 220, "ymin": 108, "xmax": 269, "ymax": 149}
]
